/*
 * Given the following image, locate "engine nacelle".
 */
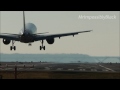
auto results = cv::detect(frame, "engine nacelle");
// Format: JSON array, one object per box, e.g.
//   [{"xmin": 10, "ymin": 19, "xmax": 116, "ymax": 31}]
[
  {"xmin": 46, "ymin": 38, "xmax": 54, "ymax": 44},
  {"xmin": 3, "ymin": 39, "xmax": 11, "ymax": 45}
]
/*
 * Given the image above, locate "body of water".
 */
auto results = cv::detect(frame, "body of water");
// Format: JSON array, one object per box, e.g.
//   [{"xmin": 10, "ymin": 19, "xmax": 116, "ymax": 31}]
[{"xmin": 0, "ymin": 54, "xmax": 119, "ymax": 63}]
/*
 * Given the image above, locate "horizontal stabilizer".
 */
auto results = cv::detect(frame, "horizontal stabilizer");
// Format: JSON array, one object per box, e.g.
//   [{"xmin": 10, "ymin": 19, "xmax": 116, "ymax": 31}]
[{"xmin": 34, "ymin": 32, "xmax": 49, "ymax": 35}]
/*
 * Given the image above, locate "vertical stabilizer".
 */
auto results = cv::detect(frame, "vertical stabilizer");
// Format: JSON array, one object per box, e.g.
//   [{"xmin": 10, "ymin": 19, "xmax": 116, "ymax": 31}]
[{"xmin": 23, "ymin": 11, "xmax": 26, "ymax": 34}]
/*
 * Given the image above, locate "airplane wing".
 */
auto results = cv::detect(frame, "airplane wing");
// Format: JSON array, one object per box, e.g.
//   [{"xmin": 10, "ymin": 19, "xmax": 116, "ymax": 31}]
[
  {"xmin": 34, "ymin": 30, "xmax": 92, "ymax": 41},
  {"xmin": 0, "ymin": 34, "xmax": 20, "ymax": 41}
]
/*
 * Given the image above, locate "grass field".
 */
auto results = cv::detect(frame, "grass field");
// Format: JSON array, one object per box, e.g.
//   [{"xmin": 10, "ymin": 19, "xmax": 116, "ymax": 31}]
[{"xmin": 0, "ymin": 71, "xmax": 120, "ymax": 79}]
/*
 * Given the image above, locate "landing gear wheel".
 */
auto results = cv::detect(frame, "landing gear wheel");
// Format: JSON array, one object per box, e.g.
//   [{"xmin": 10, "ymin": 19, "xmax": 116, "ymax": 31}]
[
  {"xmin": 10, "ymin": 40, "xmax": 16, "ymax": 51},
  {"xmin": 40, "ymin": 46, "xmax": 42, "ymax": 50},
  {"xmin": 43, "ymin": 46, "xmax": 45, "ymax": 50},
  {"xmin": 40, "ymin": 40, "xmax": 46, "ymax": 50},
  {"xmin": 14, "ymin": 46, "xmax": 16, "ymax": 50},
  {"xmin": 10, "ymin": 46, "xmax": 12, "ymax": 50},
  {"xmin": 28, "ymin": 43, "xmax": 32, "ymax": 46}
]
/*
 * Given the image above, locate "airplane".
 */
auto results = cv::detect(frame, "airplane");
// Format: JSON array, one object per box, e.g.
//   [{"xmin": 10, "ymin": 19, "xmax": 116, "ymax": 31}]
[{"xmin": 0, "ymin": 11, "xmax": 92, "ymax": 51}]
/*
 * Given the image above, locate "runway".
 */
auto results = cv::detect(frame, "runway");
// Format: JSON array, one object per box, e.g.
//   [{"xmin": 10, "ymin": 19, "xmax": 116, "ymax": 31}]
[{"xmin": 0, "ymin": 62, "xmax": 120, "ymax": 72}]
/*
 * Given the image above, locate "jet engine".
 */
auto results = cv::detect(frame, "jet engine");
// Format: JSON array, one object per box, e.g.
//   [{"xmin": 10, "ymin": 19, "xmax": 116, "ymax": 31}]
[
  {"xmin": 46, "ymin": 38, "xmax": 54, "ymax": 44},
  {"xmin": 3, "ymin": 39, "xmax": 11, "ymax": 45}
]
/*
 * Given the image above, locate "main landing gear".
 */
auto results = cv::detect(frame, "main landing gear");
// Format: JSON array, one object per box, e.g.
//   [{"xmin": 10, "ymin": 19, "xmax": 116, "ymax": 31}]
[
  {"xmin": 40, "ymin": 40, "xmax": 45, "ymax": 50},
  {"xmin": 10, "ymin": 40, "xmax": 16, "ymax": 50}
]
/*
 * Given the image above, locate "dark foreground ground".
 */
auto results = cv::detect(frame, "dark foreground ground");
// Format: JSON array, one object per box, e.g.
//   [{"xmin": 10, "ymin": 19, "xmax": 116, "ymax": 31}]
[
  {"xmin": 0, "ymin": 71, "xmax": 120, "ymax": 79},
  {"xmin": 0, "ymin": 62, "xmax": 120, "ymax": 79}
]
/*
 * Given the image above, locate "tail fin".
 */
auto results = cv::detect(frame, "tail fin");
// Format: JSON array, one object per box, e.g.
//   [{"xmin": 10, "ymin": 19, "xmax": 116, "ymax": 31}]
[{"xmin": 23, "ymin": 11, "xmax": 26, "ymax": 34}]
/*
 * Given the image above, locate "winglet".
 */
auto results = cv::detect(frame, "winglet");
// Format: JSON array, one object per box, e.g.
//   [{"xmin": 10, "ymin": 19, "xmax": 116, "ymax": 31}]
[{"xmin": 78, "ymin": 30, "xmax": 93, "ymax": 33}]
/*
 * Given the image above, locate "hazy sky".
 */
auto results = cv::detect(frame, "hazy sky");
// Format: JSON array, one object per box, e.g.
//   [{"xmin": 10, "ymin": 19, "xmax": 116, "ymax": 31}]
[{"xmin": 0, "ymin": 11, "xmax": 119, "ymax": 56}]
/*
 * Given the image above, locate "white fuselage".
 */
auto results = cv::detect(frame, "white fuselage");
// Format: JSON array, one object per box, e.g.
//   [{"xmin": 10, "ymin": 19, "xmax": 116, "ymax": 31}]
[
  {"xmin": 19, "ymin": 23, "xmax": 37, "ymax": 43},
  {"xmin": 19, "ymin": 23, "xmax": 37, "ymax": 35}
]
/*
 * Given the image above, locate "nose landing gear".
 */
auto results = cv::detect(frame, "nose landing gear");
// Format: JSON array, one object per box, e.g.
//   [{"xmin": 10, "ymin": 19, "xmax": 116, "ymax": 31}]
[{"xmin": 28, "ymin": 43, "xmax": 32, "ymax": 46}]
